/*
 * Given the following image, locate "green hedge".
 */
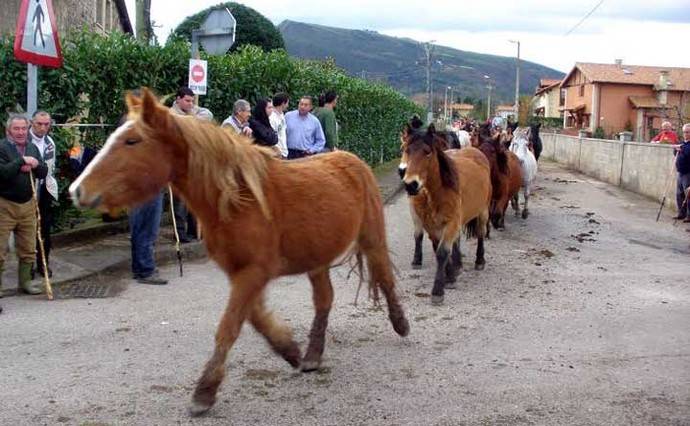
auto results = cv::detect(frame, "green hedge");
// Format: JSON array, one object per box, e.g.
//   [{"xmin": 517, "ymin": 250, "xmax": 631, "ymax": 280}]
[{"xmin": 0, "ymin": 31, "xmax": 422, "ymax": 229}]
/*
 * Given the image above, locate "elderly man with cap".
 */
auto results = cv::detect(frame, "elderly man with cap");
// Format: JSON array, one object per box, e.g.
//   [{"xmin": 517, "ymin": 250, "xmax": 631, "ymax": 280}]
[{"xmin": 0, "ymin": 114, "xmax": 48, "ymax": 296}]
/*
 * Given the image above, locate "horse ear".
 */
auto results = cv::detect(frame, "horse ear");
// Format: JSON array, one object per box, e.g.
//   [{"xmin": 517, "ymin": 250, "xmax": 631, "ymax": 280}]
[
  {"xmin": 427, "ymin": 123, "xmax": 436, "ymax": 135},
  {"xmin": 125, "ymin": 90, "xmax": 142, "ymax": 113},
  {"xmin": 140, "ymin": 87, "xmax": 163, "ymax": 126},
  {"xmin": 402, "ymin": 122, "xmax": 412, "ymax": 137}
]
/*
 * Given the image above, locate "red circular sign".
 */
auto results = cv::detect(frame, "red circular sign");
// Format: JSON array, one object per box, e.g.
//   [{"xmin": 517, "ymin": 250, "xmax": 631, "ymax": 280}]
[{"xmin": 191, "ymin": 64, "xmax": 205, "ymax": 83}]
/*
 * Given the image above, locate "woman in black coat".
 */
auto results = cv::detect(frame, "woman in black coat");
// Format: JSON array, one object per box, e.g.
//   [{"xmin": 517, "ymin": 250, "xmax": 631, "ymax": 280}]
[{"xmin": 248, "ymin": 98, "xmax": 278, "ymax": 148}]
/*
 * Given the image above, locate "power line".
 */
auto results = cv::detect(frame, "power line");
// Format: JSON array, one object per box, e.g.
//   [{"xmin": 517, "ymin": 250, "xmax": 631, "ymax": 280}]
[{"xmin": 564, "ymin": 0, "xmax": 605, "ymax": 36}]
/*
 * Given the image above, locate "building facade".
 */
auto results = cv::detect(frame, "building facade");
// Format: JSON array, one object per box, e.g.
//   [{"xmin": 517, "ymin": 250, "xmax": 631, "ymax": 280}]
[
  {"xmin": 0, "ymin": 0, "xmax": 130, "ymax": 37},
  {"xmin": 532, "ymin": 78, "xmax": 563, "ymax": 119},
  {"xmin": 561, "ymin": 61, "xmax": 690, "ymax": 141}
]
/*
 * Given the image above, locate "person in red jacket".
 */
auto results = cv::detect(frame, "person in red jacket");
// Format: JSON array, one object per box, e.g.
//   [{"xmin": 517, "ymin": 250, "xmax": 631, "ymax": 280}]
[{"xmin": 651, "ymin": 121, "xmax": 679, "ymax": 144}]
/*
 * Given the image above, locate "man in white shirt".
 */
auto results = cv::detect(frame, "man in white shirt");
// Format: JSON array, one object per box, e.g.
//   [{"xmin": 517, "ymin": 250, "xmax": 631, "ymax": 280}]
[
  {"xmin": 29, "ymin": 111, "xmax": 58, "ymax": 278},
  {"xmin": 269, "ymin": 93, "xmax": 289, "ymax": 159}
]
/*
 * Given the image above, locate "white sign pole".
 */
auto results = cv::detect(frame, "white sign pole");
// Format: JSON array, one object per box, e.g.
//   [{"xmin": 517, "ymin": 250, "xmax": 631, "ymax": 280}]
[{"xmin": 27, "ymin": 63, "xmax": 37, "ymax": 115}]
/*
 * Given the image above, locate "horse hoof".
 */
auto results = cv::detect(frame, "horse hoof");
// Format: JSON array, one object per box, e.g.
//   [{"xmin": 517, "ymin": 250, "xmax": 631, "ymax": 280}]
[
  {"xmin": 444, "ymin": 281, "xmax": 457, "ymax": 289},
  {"xmin": 431, "ymin": 295, "xmax": 444, "ymax": 305},
  {"xmin": 475, "ymin": 263, "xmax": 485, "ymax": 271},
  {"xmin": 411, "ymin": 262, "xmax": 422, "ymax": 270},
  {"xmin": 392, "ymin": 316, "xmax": 410, "ymax": 337},
  {"xmin": 522, "ymin": 210, "xmax": 529, "ymax": 219},
  {"xmin": 189, "ymin": 400, "xmax": 213, "ymax": 417},
  {"xmin": 300, "ymin": 359, "xmax": 321, "ymax": 373}
]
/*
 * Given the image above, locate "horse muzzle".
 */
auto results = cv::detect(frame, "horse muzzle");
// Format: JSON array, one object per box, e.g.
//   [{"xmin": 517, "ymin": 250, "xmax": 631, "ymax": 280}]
[
  {"xmin": 398, "ymin": 164, "xmax": 407, "ymax": 179},
  {"xmin": 404, "ymin": 180, "xmax": 421, "ymax": 196},
  {"xmin": 69, "ymin": 184, "xmax": 102, "ymax": 209}
]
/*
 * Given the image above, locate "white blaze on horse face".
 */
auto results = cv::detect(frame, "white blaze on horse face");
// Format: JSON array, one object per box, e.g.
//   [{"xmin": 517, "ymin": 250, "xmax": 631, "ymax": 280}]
[{"xmin": 69, "ymin": 120, "xmax": 134, "ymax": 205}]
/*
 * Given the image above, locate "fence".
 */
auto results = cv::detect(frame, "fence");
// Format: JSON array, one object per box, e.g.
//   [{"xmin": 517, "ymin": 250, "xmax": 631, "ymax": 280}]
[{"xmin": 541, "ymin": 133, "xmax": 678, "ymax": 205}]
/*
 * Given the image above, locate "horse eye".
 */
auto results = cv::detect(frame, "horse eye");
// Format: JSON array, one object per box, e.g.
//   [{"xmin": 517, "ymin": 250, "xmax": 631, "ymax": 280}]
[{"xmin": 125, "ymin": 138, "xmax": 140, "ymax": 146}]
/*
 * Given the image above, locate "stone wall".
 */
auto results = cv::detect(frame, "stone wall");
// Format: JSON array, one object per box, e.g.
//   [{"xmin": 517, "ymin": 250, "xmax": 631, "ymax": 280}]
[{"xmin": 542, "ymin": 133, "xmax": 677, "ymax": 205}]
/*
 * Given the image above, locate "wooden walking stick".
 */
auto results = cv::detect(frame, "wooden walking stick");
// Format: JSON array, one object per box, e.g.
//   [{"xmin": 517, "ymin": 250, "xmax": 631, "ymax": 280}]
[
  {"xmin": 29, "ymin": 170, "xmax": 53, "ymax": 300},
  {"xmin": 168, "ymin": 185, "xmax": 183, "ymax": 277}
]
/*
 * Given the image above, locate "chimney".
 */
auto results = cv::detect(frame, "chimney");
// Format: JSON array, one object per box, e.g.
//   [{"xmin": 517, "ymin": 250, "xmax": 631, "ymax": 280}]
[
  {"xmin": 614, "ymin": 59, "xmax": 623, "ymax": 68},
  {"xmin": 659, "ymin": 70, "xmax": 669, "ymax": 89}
]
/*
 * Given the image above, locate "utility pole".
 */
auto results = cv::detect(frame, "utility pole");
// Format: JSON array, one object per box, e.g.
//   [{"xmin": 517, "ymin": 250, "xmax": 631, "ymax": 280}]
[
  {"xmin": 361, "ymin": 70, "xmax": 366, "ymax": 80},
  {"xmin": 423, "ymin": 41, "xmax": 435, "ymax": 123},
  {"xmin": 444, "ymin": 86, "xmax": 449, "ymax": 126},
  {"xmin": 135, "ymin": 0, "xmax": 152, "ymax": 43},
  {"xmin": 509, "ymin": 40, "xmax": 520, "ymax": 122}
]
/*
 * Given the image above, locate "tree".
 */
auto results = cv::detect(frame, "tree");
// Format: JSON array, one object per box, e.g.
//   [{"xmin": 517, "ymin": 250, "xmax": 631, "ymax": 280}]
[{"xmin": 170, "ymin": 2, "xmax": 284, "ymax": 52}]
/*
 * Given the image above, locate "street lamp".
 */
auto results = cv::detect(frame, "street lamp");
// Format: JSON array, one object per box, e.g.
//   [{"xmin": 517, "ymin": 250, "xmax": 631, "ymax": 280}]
[
  {"xmin": 444, "ymin": 86, "xmax": 452, "ymax": 126},
  {"xmin": 509, "ymin": 39, "xmax": 520, "ymax": 122}
]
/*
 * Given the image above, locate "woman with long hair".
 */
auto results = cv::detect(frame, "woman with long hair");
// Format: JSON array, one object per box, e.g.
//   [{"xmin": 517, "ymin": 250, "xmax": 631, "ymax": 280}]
[{"xmin": 248, "ymin": 98, "xmax": 279, "ymax": 149}]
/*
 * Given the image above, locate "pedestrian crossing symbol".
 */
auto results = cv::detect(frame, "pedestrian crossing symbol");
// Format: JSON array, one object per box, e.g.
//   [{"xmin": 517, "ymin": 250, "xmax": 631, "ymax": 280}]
[{"xmin": 13, "ymin": 0, "xmax": 63, "ymax": 68}]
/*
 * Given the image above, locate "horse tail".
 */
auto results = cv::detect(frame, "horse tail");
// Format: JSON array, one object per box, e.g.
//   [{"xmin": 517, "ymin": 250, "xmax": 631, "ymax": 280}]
[
  {"xmin": 356, "ymin": 160, "xmax": 395, "ymax": 303},
  {"xmin": 464, "ymin": 217, "xmax": 481, "ymax": 239}
]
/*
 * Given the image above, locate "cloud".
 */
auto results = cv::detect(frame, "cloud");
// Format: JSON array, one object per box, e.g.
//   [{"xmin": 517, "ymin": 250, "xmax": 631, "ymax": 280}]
[{"xmin": 128, "ymin": 0, "xmax": 690, "ymax": 75}]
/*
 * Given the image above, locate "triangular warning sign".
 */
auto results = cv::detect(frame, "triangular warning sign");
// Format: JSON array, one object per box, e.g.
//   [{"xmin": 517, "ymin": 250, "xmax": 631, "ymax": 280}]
[{"xmin": 13, "ymin": 0, "xmax": 63, "ymax": 68}]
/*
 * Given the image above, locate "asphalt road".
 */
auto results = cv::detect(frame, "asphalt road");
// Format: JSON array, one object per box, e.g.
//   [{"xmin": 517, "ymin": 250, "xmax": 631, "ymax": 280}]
[{"xmin": 1, "ymin": 162, "xmax": 689, "ymax": 425}]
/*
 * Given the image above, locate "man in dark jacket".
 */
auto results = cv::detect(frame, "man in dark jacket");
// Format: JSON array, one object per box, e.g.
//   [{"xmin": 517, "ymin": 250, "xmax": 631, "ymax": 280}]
[
  {"xmin": 0, "ymin": 114, "xmax": 48, "ymax": 296},
  {"xmin": 674, "ymin": 123, "xmax": 690, "ymax": 222}
]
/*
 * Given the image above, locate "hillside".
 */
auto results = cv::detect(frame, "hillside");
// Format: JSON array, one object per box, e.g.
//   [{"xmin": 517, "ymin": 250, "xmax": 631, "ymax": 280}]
[{"xmin": 278, "ymin": 20, "xmax": 564, "ymax": 103}]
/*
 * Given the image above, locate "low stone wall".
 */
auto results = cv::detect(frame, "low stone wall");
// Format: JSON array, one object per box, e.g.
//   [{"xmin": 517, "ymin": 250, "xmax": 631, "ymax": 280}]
[{"xmin": 542, "ymin": 133, "xmax": 678, "ymax": 204}]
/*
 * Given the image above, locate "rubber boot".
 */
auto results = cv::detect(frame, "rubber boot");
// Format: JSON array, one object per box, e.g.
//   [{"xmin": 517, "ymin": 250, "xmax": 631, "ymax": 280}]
[{"xmin": 19, "ymin": 261, "xmax": 43, "ymax": 295}]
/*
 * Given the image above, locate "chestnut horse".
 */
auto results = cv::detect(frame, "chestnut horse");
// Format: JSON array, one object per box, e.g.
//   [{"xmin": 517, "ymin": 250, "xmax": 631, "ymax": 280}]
[
  {"xmin": 475, "ymin": 124, "xmax": 523, "ymax": 229},
  {"xmin": 69, "ymin": 89, "xmax": 409, "ymax": 416},
  {"xmin": 399, "ymin": 124, "xmax": 491, "ymax": 305}
]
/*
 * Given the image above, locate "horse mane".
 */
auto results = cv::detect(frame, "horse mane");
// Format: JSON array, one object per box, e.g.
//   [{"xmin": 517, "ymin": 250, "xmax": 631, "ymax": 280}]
[
  {"xmin": 140, "ymin": 112, "xmax": 273, "ymax": 221},
  {"xmin": 435, "ymin": 144, "xmax": 459, "ymax": 191},
  {"xmin": 495, "ymin": 143, "xmax": 509, "ymax": 174}
]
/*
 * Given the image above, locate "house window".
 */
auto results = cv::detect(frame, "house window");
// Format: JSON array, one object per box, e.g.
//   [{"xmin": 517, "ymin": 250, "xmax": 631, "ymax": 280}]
[
  {"xmin": 560, "ymin": 89, "xmax": 565, "ymax": 106},
  {"xmin": 579, "ymin": 85, "xmax": 584, "ymax": 97}
]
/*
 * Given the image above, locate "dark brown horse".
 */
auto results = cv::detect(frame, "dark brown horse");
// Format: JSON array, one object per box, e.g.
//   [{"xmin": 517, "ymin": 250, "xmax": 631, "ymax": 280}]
[
  {"xmin": 69, "ymin": 89, "xmax": 409, "ymax": 416},
  {"xmin": 399, "ymin": 124, "xmax": 492, "ymax": 305},
  {"xmin": 475, "ymin": 123, "xmax": 523, "ymax": 229}
]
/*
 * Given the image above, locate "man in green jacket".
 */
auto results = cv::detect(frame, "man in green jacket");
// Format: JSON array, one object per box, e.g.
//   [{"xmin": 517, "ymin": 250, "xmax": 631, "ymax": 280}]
[
  {"xmin": 0, "ymin": 114, "xmax": 48, "ymax": 296},
  {"xmin": 314, "ymin": 90, "xmax": 339, "ymax": 152}
]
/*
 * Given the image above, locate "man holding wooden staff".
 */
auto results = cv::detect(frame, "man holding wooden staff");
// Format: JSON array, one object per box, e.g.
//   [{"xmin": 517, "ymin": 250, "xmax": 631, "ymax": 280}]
[
  {"xmin": 0, "ymin": 114, "xmax": 48, "ymax": 296},
  {"xmin": 674, "ymin": 123, "xmax": 690, "ymax": 222}
]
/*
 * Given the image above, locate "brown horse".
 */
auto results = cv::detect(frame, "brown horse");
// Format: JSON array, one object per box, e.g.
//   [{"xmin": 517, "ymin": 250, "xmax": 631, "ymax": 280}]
[
  {"xmin": 475, "ymin": 124, "xmax": 523, "ymax": 229},
  {"xmin": 399, "ymin": 124, "xmax": 491, "ymax": 305},
  {"xmin": 69, "ymin": 89, "xmax": 409, "ymax": 416}
]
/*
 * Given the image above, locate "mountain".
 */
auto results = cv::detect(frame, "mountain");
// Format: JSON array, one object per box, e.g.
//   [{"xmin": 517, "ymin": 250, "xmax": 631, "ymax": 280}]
[{"xmin": 278, "ymin": 20, "xmax": 564, "ymax": 104}]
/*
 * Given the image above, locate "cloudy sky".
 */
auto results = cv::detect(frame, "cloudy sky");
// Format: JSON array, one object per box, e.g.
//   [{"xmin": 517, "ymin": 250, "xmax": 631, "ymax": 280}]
[{"xmin": 125, "ymin": 0, "xmax": 690, "ymax": 73}]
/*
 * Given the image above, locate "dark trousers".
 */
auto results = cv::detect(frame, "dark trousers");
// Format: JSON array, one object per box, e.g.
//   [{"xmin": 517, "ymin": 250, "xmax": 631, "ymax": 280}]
[
  {"xmin": 173, "ymin": 195, "xmax": 197, "ymax": 238},
  {"xmin": 287, "ymin": 149, "xmax": 309, "ymax": 159},
  {"xmin": 35, "ymin": 185, "xmax": 53, "ymax": 271},
  {"xmin": 676, "ymin": 172, "xmax": 690, "ymax": 218},
  {"xmin": 130, "ymin": 193, "xmax": 163, "ymax": 279}
]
